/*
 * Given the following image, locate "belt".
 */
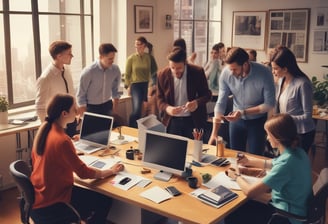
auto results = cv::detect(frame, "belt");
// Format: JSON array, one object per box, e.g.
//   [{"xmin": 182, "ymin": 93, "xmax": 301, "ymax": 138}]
[{"xmin": 171, "ymin": 116, "xmax": 192, "ymax": 120}]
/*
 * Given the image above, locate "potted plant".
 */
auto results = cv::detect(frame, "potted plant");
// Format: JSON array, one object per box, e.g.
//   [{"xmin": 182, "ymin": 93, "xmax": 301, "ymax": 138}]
[
  {"xmin": 0, "ymin": 96, "xmax": 9, "ymax": 124},
  {"xmin": 311, "ymin": 76, "xmax": 328, "ymax": 106}
]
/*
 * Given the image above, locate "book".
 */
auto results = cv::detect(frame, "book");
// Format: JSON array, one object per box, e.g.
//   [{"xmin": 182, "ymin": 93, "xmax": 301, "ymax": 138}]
[{"xmin": 197, "ymin": 185, "xmax": 238, "ymax": 208}]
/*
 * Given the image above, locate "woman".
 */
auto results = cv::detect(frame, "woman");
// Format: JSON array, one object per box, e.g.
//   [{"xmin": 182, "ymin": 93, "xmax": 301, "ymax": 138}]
[
  {"xmin": 125, "ymin": 36, "xmax": 158, "ymax": 128},
  {"xmin": 271, "ymin": 46, "xmax": 315, "ymax": 153},
  {"xmin": 30, "ymin": 94, "xmax": 124, "ymax": 224},
  {"xmin": 225, "ymin": 113, "xmax": 312, "ymax": 224}
]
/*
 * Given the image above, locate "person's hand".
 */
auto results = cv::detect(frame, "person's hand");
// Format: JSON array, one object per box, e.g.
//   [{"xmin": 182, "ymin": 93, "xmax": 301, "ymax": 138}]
[
  {"xmin": 111, "ymin": 163, "xmax": 124, "ymax": 175},
  {"xmin": 207, "ymin": 135, "xmax": 216, "ymax": 145},
  {"xmin": 224, "ymin": 110, "xmax": 242, "ymax": 122},
  {"xmin": 72, "ymin": 134, "xmax": 80, "ymax": 141},
  {"xmin": 225, "ymin": 167, "xmax": 240, "ymax": 181},
  {"xmin": 184, "ymin": 100, "xmax": 198, "ymax": 112},
  {"xmin": 166, "ymin": 106, "xmax": 184, "ymax": 116},
  {"xmin": 236, "ymin": 153, "xmax": 250, "ymax": 166}
]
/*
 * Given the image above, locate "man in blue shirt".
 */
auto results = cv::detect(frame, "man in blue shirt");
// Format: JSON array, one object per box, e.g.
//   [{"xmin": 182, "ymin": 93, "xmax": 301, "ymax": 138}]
[
  {"xmin": 77, "ymin": 43, "xmax": 122, "ymax": 125},
  {"xmin": 208, "ymin": 47, "xmax": 275, "ymax": 155}
]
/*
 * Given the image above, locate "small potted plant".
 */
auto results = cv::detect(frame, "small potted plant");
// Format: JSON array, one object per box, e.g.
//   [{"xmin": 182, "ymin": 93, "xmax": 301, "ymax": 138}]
[
  {"xmin": 311, "ymin": 76, "xmax": 328, "ymax": 106},
  {"xmin": 0, "ymin": 96, "xmax": 9, "ymax": 124}
]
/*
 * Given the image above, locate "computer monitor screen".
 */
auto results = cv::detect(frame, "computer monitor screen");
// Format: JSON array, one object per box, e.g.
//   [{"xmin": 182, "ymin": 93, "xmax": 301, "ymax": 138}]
[
  {"xmin": 142, "ymin": 130, "xmax": 189, "ymax": 181},
  {"xmin": 79, "ymin": 112, "xmax": 113, "ymax": 146}
]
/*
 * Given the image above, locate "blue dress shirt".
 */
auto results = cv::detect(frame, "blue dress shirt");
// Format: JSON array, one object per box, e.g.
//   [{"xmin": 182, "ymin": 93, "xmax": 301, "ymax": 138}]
[{"xmin": 77, "ymin": 60, "xmax": 121, "ymax": 106}]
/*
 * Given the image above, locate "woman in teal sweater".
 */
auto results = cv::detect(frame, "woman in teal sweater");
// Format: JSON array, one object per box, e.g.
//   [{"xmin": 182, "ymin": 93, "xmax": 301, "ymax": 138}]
[
  {"xmin": 125, "ymin": 36, "xmax": 157, "ymax": 127},
  {"xmin": 225, "ymin": 113, "xmax": 312, "ymax": 224}
]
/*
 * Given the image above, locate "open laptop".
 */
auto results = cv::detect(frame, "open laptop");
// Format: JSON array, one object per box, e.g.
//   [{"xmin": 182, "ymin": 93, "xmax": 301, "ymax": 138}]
[{"xmin": 74, "ymin": 112, "xmax": 114, "ymax": 154}]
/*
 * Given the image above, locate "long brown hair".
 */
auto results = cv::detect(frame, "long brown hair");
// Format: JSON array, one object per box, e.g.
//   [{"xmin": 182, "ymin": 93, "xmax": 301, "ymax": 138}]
[
  {"xmin": 34, "ymin": 94, "xmax": 74, "ymax": 155},
  {"xmin": 265, "ymin": 113, "xmax": 299, "ymax": 149},
  {"xmin": 270, "ymin": 46, "xmax": 309, "ymax": 80}
]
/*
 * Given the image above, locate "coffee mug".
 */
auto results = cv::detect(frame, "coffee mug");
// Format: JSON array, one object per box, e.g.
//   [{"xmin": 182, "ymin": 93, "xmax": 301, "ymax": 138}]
[
  {"xmin": 126, "ymin": 149, "xmax": 134, "ymax": 160},
  {"xmin": 187, "ymin": 176, "xmax": 198, "ymax": 189}
]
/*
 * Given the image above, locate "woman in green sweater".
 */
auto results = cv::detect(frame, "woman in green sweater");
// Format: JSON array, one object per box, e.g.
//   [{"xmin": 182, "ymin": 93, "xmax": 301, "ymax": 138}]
[{"xmin": 125, "ymin": 36, "xmax": 158, "ymax": 127}]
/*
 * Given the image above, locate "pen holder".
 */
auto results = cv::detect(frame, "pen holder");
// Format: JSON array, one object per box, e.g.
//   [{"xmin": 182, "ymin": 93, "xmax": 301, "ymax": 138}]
[{"xmin": 193, "ymin": 140, "xmax": 203, "ymax": 162}]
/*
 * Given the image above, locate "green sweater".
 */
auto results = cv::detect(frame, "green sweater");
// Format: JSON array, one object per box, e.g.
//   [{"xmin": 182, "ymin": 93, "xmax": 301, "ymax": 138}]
[{"xmin": 124, "ymin": 53, "xmax": 157, "ymax": 86}]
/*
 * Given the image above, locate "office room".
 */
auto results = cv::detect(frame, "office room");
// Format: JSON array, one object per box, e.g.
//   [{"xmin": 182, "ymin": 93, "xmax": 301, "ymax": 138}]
[{"xmin": 0, "ymin": 0, "xmax": 328, "ymax": 223}]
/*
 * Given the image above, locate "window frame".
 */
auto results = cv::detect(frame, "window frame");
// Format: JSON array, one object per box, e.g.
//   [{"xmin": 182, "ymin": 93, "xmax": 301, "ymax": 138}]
[
  {"xmin": 174, "ymin": 0, "xmax": 222, "ymax": 66},
  {"xmin": 0, "ymin": 0, "xmax": 93, "ymax": 109}
]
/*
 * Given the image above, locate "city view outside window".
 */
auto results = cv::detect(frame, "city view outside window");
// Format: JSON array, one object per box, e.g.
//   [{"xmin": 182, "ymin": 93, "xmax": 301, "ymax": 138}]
[
  {"xmin": 0, "ymin": 0, "xmax": 93, "ymax": 108},
  {"xmin": 174, "ymin": 0, "xmax": 222, "ymax": 66}
]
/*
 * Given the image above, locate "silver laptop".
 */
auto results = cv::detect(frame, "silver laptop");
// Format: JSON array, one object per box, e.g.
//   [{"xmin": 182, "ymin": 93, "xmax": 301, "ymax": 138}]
[{"xmin": 74, "ymin": 112, "xmax": 114, "ymax": 154}]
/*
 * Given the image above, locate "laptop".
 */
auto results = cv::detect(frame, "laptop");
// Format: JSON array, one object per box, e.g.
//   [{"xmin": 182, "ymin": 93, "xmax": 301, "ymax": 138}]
[{"xmin": 74, "ymin": 112, "xmax": 114, "ymax": 154}]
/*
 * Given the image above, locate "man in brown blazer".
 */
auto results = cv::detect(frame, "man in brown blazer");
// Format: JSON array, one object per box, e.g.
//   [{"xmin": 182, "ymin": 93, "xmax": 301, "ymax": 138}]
[{"xmin": 157, "ymin": 47, "xmax": 212, "ymax": 140}]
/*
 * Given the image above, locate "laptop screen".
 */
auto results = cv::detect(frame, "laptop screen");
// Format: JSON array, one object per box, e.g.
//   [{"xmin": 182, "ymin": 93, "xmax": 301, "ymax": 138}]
[{"xmin": 79, "ymin": 112, "xmax": 114, "ymax": 146}]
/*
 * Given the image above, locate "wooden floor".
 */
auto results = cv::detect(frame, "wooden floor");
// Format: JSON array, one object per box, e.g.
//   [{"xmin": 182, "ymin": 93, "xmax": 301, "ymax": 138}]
[{"xmin": 0, "ymin": 133, "xmax": 327, "ymax": 224}]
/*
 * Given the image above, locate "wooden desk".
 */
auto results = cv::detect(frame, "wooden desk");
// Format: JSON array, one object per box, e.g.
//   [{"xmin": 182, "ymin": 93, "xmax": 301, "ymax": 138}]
[
  {"xmin": 312, "ymin": 113, "xmax": 328, "ymax": 159},
  {"xmin": 0, "ymin": 119, "xmax": 40, "ymax": 160},
  {"xmin": 75, "ymin": 127, "xmax": 248, "ymax": 224}
]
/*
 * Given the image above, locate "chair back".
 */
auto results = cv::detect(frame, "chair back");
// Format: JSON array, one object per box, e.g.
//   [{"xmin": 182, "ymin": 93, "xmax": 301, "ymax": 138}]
[
  {"xmin": 9, "ymin": 160, "xmax": 34, "ymax": 224},
  {"xmin": 307, "ymin": 168, "xmax": 328, "ymax": 224}
]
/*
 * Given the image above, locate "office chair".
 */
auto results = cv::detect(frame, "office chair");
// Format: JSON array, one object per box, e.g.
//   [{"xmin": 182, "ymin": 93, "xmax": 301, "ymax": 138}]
[
  {"xmin": 9, "ymin": 160, "xmax": 82, "ymax": 224},
  {"xmin": 267, "ymin": 168, "xmax": 328, "ymax": 224}
]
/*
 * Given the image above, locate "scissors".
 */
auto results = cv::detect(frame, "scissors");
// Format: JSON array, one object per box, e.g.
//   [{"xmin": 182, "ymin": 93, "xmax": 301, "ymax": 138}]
[{"xmin": 192, "ymin": 128, "xmax": 204, "ymax": 140}]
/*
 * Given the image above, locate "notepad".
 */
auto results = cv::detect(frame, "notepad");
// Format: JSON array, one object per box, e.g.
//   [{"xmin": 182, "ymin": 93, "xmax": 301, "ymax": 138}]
[
  {"xmin": 140, "ymin": 186, "xmax": 173, "ymax": 204},
  {"xmin": 197, "ymin": 185, "xmax": 238, "ymax": 208}
]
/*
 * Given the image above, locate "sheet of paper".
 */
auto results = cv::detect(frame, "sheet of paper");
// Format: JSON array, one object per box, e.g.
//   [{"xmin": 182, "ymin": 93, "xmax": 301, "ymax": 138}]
[
  {"xmin": 140, "ymin": 186, "xmax": 173, "ymax": 204},
  {"xmin": 202, "ymin": 172, "xmax": 262, "ymax": 190},
  {"xmin": 110, "ymin": 132, "xmax": 138, "ymax": 145},
  {"xmin": 79, "ymin": 155, "xmax": 121, "ymax": 170},
  {"xmin": 110, "ymin": 171, "xmax": 149, "ymax": 191}
]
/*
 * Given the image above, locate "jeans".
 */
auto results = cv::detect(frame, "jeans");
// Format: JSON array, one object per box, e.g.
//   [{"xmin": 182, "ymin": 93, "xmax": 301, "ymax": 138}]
[
  {"xmin": 31, "ymin": 202, "xmax": 80, "ymax": 224},
  {"xmin": 299, "ymin": 129, "xmax": 316, "ymax": 153},
  {"xmin": 129, "ymin": 82, "xmax": 148, "ymax": 128},
  {"xmin": 229, "ymin": 116, "xmax": 267, "ymax": 155}
]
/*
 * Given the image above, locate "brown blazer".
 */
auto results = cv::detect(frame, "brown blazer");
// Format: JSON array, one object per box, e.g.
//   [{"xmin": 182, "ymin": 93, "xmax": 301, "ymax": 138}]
[{"xmin": 157, "ymin": 64, "xmax": 212, "ymax": 128}]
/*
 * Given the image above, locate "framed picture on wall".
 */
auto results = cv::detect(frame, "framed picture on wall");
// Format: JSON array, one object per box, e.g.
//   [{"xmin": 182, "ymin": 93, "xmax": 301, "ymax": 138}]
[
  {"xmin": 267, "ymin": 8, "xmax": 310, "ymax": 62},
  {"xmin": 232, "ymin": 11, "xmax": 267, "ymax": 50},
  {"xmin": 315, "ymin": 7, "xmax": 328, "ymax": 28},
  {"xmin": 134, "ymin": 5, "xmax": 153, "ymax": 33}
]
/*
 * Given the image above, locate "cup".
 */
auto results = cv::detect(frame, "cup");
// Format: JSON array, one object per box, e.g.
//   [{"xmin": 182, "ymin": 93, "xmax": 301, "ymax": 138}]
[
  {"xmin": 126, "ymin": 149, "xmax": 134, "ymax": 160},
  {"xmin": 187, "ymin": 176, "xmax": 198, "ymax": 189},
  {"xmin": 193, "ymin": 140, "xmax": 203, "ymax": 162},
  {"xmin": 216, "ymin": 136, "xmax": 225, "ymax": 157}
]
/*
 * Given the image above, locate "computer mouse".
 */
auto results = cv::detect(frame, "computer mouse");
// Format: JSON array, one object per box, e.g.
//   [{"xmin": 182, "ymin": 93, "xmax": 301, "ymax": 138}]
[{"xmin": 119, "ymin": 177, "xmax": 131, "ymax": 185}]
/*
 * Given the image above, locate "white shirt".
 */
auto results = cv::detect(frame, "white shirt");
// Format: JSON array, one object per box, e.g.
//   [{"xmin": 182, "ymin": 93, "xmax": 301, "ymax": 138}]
[
  {"xmin": 173, "ymin": 65, "xmax": 190, "ymax": 117},
  {"xmin": 35, "ymin": 63, "xmax": 75, "ymax": 121}
]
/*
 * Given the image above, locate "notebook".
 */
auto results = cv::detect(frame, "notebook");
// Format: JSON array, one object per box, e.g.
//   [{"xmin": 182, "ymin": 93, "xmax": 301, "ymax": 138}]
[
  {"xmin": 197, "ymin": 185, "xmax": 238, "ymax": 208},
  {"xmin": 74, "ymin": 112, "xmax": 113, "ymax": 154}
]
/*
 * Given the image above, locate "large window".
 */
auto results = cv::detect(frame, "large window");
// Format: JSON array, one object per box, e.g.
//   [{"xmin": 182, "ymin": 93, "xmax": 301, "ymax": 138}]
[
  {"xmin": 174, "ymin": 0, "xmax": 222, "ymax": 66},
  {"xmin": 0, "ymin": 0, "xmax": 93, "ymax": 108}
]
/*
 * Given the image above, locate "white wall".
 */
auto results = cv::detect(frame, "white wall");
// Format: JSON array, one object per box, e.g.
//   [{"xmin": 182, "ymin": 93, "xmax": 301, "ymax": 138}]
[{"xmin": 222, "ymin": 0, "xmax": 328, "ymax": 80}]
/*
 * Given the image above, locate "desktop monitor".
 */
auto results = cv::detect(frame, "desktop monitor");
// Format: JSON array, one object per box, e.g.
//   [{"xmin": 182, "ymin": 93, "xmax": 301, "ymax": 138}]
[{"xmin": 141, "ymin": 130, "xmax": 189, "ymax": 181}]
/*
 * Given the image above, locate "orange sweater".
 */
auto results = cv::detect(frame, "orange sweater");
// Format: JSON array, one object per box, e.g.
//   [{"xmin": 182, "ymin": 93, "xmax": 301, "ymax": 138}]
[{"xmin": 31, "ymin": 123, "xmax": 96, "ymax": 209}]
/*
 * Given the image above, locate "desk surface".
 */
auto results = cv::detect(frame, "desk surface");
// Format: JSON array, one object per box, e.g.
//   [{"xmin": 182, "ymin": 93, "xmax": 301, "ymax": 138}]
[
  {"xmin": 75, "ymin": 127, "xmax": 250, "ymax": 224},
  {"xmin": 0, "ymin": 119, "xmax": 41, "ymax": 137}
]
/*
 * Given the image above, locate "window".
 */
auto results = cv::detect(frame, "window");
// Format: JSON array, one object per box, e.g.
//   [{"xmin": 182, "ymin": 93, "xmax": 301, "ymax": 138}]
[
  {"xmin": 174, "ymin": 0, "xmax": 222, "ymax": 66},
  {"xmin": 0, "ymin": 0, "xmax": 93, "ymax": 108}
]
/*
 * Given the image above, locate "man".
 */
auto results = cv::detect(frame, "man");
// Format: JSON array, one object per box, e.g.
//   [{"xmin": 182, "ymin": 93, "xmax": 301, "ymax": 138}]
[
  {"xmin": 204, "ymin": 42, "xmax": 226, "ymax": 101},
  {"xmin": 35, "ymin": 40, "xmax": 77, "ymax": 137},
  {"xmin": 208, "ymin": 47, "xmax": 275, "ymax": 155},
  {"xmin": 76, "ymin": 43, "xmax": 123, "ymax": 126},
  {"xmin": 157, "ymin": 47, "xmax": 212, "ymax": 140}
]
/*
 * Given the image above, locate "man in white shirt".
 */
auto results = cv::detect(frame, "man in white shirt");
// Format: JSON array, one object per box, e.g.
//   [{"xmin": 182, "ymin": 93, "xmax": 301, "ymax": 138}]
[{"xmin": 35, "ymin": 40, "xmax": 76, "ymax": 136}]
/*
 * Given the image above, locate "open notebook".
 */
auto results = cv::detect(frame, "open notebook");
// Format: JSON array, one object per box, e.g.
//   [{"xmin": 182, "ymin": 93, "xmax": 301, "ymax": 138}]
[{"xmin": 74, "ymin": 112, "xmax": 113, "ymax": 154}]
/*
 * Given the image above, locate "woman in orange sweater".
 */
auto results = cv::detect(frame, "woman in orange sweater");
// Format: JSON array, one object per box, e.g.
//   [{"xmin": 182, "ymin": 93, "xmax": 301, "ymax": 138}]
[{"xmin": 30, "ymin": 93, "xmax": 124, "ymax": 224}]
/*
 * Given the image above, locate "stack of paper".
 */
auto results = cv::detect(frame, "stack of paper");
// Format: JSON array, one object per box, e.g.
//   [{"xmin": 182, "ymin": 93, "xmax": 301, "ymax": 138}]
[{"xmin": 140, "ymin": 186, "xmax": 173, "ymax": 204}]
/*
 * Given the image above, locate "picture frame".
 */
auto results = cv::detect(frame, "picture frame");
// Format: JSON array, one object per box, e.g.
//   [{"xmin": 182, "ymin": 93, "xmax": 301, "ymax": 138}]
[
  {"xmin": 232, "ymin": 11, "xmax": 267, "ymax": 50},
  {"xmin": 134, "ymin": 5, "xmax": 153, "ymax": 33},
  {"xmin": 267, "ymin": 8, "xmax": 310, "ymax": 62},
  {"xmin": 314, "ymin": 7, "xmax": 328, "ymax": 28}
]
